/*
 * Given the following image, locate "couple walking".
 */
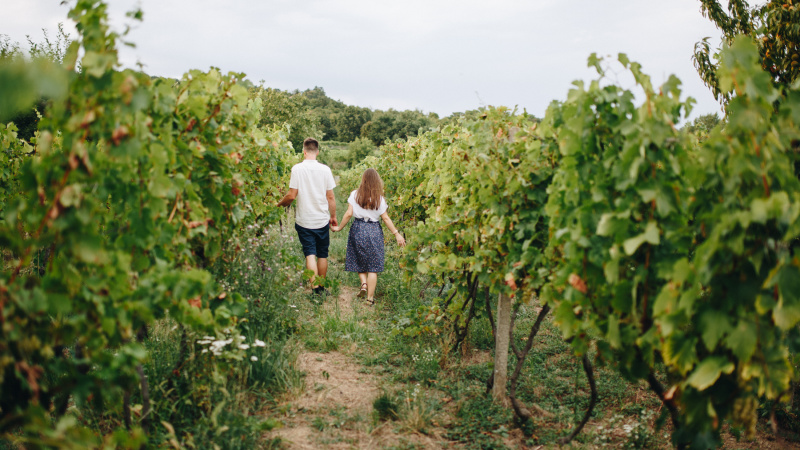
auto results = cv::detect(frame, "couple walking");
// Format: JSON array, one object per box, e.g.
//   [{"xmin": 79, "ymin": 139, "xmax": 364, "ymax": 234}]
[{"xmin": 277, "ymin": 138, "xmax": 406, "ymax": 304}]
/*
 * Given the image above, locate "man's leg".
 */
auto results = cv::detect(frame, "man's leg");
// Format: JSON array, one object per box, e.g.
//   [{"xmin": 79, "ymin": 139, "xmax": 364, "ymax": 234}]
[
  {"xmin": 317, "ymin": 258, "xmax": 328, "ymax": 279},
  {"xmin": 305, "ymin": 255, "xmax": 319, "ymax": 288},
  {"xmin": 296, "ymin": 224, "xmax": 320, "ymax": 289},
  {"xmin": 313, "ymin": 225, "xmax": 330, "ymax": 291}
]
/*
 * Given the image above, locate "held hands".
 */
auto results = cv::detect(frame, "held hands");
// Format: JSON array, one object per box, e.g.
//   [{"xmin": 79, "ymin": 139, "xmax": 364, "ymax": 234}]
[{"xmin": 330, "ymin": 216, "xmax": 341, "ymax": 232}]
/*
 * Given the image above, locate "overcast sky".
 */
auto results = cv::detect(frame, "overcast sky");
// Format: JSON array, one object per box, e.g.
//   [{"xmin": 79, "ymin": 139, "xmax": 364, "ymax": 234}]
[{"xmin": 3, "ymin": 1, "xmax": 725, "ymax": 121}]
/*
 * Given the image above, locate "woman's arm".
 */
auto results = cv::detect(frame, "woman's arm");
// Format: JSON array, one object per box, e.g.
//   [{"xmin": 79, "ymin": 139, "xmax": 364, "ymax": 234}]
[
  {"xmin": 380, "ymin": 212, "xmax": 406, "ymax": 247},
  {"xmin": 332, "ymin": 204, "xmax": 353, "ymax": 232}
]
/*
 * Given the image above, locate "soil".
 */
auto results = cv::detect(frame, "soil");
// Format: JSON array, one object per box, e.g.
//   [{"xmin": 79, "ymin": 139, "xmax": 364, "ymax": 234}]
[
  {"xmin": 269, "ymin": 349, "xmax": 378, "ymax": 449},
  {"xmin": 268, "ymin": 286, "xmax": 443, "ymax": 449},
  {"xmin": 719, "ymin": 427, "xmax": 800, "ymax": 449}
]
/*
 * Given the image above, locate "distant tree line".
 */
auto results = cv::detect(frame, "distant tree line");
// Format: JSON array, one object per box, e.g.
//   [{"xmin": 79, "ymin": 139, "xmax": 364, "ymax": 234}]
[{"xmin": 249, "ymin": 86, "xmax": 442, "ymax": 150}]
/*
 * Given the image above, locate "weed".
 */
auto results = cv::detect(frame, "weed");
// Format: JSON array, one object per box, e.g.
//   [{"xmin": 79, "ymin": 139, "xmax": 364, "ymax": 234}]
[
  {"xmin": 312, "ymin": 416, "xmax": 327, "ymax": 431},
  {"xmin": 387, "ymin": 440, "xmax": 426, "ymax": 450},
  {"xmin": 446, "ymin": 394, "xmax": 511, "ymax": 449},
  {"xmin": 411, "ymin": 344, "xmax": 440, "ymax": 385},
  {"xmin": 467, "ymin": 315, "xmax": 494, "ymax": 351},
  {"xmin": 399, "ymin": 384, "xmax": 437, "ymax": 434},
  {"xmin": 592, "ymin": 408, "xmax": 659, "ymax": 449},
  {"xmin": 373, "ymin": 392, "xmax": 400, "ymax": 421}
]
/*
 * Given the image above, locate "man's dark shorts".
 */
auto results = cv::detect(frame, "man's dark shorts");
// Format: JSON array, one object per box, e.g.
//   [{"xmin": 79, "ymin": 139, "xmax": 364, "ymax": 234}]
[{"xmin": 295, "ymin": 223, "xmax": 330, "ymax": 259}]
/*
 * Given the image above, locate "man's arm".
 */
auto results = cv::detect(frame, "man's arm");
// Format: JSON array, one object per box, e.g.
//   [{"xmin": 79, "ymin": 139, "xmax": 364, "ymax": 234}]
[
  {"xmin": 277, "ymin": 188, "xmax": 298, "ymax": 207},
  {"xmin": 326, "ymin": 189, "xmax": 337, "ymax": 227}
]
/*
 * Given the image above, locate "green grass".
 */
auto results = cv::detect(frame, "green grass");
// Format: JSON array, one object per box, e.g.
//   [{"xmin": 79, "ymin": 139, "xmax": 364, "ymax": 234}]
[{"xmin": 446, "ymin": 394, "xmax": 512, "ymax": 449}]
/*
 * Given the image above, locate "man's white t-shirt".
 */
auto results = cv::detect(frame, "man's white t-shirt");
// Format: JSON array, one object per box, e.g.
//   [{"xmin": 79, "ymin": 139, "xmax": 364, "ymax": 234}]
[
  {"xmin": 347, "ymin": 190, "xmax": 388, "ymax": 222},
  {"xmin": 289, "ymin": 160, "xmax": 337, "ymax": 229}
]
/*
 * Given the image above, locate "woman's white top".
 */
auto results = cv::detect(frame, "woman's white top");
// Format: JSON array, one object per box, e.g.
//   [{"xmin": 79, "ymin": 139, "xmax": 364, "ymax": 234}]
[{"xmin": 348, "ymin": 190, "xmax": 387, "ymax": 222}]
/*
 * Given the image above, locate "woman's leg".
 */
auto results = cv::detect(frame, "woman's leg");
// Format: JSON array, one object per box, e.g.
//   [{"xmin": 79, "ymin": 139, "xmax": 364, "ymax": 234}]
[
  {"xmin": 357, "ymin": 272, "xmax": 368, "ymax": 297},
  {"xmin": 366, "ymin": 272, "xmax": 378, "ymax": 299}
]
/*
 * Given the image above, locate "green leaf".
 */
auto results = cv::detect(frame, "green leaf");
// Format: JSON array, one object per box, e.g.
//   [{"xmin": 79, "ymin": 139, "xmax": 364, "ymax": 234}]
[
  {"xmin": 671, "ymin": 258, "xmax": 692, "ymax": 284},
  {"xmin": 725, "ymin": 321, "xmax": 757, "ymax": 362},
  {"xmin": 774, "ymin": 299, "xmax": 800, "ymax": 330},
  {"xmin": 622, "ymin": 221, "xmax": 660, "ymax": 255},
  {"xmin": 653, "ymin": 286, "xmax": 677, "ymax": 317},
  {"xmin": 654, "ymin": 186, "xmax": 675, "ymax": 217},
  {"xmin": 637, "ymin": 188, "xmax": 656, "ymax": 203},
  {"xmin": 750, "ymin": 197, "xmax": 769, "ymax": 224},
  {"xmin": 74, "ymin": 235, "xmax": 108, "ymax": 264},
  {"xmin": 587, "ymin": 53, "xmax": 603, "ymax": 74},
  {"xmin": 596, "ymin": 213, "xmax": 615, "ymax": 236},
  {"xmin": 604, "ymin": 256, "xmax": 620, "ymax": 284},
  {"xmin": 663, "ymin": 336, "xmax": 697, "ymax": 373},
  {"xmin": 699, "ymin": 310, "xmax": 732, "ymax": 350},
  {"xmin": 554, "ymin": 301, "xmax": 578, "ymax": 339},
  {"xmin": 148, "ymin": 174, "xmax": 172, "ymax": 197},
  {"xmin": 686, "ymin": 357, "xmax": 735, "ymax": 391},
  {"xmin": 607, "ymin": 315, "xmax": 621, "ymax": 348},
  {"xmin": 82, "ymin": 51, "xmax": 117, "ymax": 78},
  {"xmin": 774, "ymin": 265, "xmax": 800, "ymax": 330},
  {"xmin": 59, "ymin": 184, "xmax": 82, "ymax": 207}
]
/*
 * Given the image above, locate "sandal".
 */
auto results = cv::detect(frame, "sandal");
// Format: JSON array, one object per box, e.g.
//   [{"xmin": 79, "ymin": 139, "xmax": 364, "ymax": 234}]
[
  {"xmin": 365, "ymin": 298, "xmax": 375, "ymax": 306},
  {"xmin": 357, "ymin": 283, "xmax": 367, "ymax": 298}
]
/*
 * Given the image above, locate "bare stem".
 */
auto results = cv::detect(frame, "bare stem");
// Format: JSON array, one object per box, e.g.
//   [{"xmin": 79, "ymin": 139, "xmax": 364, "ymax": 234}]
[{"xmin": 559, "ymin": 354, "xmax": 598, "ymax": 444}]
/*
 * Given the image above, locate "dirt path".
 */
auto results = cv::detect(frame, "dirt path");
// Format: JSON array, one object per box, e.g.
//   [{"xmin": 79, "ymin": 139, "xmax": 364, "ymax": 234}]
[
  {"xmin": 269, "ymin": 350, "xmax": 378, "ymax": 449},
  {"xmin": 269, "ymin": 286, "xmax": 441, "ymax": 449}
]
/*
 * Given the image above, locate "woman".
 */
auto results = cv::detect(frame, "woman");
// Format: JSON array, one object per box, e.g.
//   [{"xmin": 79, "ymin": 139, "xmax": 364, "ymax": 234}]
[{"xmin": 331, "ymin": 168, "xmax": 405, "ymax": 305}]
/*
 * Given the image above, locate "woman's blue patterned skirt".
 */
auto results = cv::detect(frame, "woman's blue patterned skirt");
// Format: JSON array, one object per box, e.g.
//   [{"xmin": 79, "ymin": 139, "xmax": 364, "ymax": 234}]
[{"xmin": 345, "ymin": 219, "xmax": 384, "ymax": 273}]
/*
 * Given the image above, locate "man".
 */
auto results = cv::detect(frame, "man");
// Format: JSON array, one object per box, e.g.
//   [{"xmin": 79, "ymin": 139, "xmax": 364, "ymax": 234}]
[{"xmin": 277, "ymin": 138, "xmax": 338, "ymax": 295}]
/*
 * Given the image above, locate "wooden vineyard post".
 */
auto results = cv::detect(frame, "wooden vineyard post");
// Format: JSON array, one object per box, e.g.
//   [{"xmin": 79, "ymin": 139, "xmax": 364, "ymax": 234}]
[
  {"xmin": 491, "ymin": 126, "xmax": 519, "ymax": 406},
  {"xmin": 493, "ymin": 291, "xmax": 512, "ymax": 405}
]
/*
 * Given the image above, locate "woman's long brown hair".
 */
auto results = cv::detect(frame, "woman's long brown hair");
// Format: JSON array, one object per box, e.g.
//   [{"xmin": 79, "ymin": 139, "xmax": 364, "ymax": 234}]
[{"xmin": 355, "ymin": 168, "xmax": 384, "ymax": 210}]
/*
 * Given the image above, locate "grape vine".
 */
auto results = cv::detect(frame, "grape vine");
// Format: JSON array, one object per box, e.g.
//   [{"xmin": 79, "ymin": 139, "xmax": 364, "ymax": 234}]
[
  {"xmin": 342, "ymin": 38, "xmax": 800, "ymax": 448},
  {"xmin": 3, "ymin": 2, "xmax": 799, "ymax": 447},
  {"xmin": 0, "ymin": 1, "xmax": 292, "ymax": 446}
]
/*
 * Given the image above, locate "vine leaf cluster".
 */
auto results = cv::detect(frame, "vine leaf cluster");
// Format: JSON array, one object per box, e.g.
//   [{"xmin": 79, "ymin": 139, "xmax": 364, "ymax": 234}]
[
  {"xmin": 341, "ymin": 37, "xmax": 800, "ymax": 447},
  {"xmin": 0, "ymin": 0, "xmax": 294, "ymax": 446}
]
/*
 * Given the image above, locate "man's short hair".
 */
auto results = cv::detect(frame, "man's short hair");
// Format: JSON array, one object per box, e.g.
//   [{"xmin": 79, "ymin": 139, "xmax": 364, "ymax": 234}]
[{"xmin": 303, "ymin": 138, "xmax": 319, "ymax": 152}]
